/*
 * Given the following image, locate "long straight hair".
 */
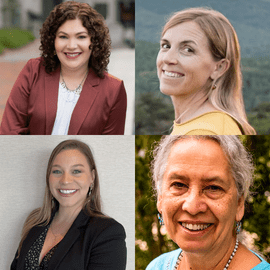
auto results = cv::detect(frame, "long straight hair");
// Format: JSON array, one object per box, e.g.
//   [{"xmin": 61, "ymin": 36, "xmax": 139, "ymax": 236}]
[
  {"xmin": 162, "ymin": 7, "xmax": 256, "ymax": 134},
  {"xmin": 17, "ymin": 140, "xmax": 104, "ymax": 257}
]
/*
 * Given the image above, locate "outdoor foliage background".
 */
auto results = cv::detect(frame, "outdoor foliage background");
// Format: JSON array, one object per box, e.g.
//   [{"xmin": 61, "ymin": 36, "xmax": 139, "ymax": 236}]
[{"xmin": 135, "ymin": 135, "xmax": 270, "ymax": 270}]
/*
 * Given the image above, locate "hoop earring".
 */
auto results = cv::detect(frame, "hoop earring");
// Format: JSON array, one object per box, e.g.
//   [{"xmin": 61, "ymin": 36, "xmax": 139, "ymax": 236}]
[
  {"xmin": 236, "ymin": 221, "xmax": 242, "ymax": 234},
  {"xmin": 158, "ymin": 213, "xmax": 164, "ymax": 226}
]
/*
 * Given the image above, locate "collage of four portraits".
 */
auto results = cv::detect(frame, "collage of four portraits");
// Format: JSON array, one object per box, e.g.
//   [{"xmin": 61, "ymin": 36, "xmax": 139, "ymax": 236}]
[{"xmin": 0, "ymin": 0, "xmax": 270, "ymax": 269}]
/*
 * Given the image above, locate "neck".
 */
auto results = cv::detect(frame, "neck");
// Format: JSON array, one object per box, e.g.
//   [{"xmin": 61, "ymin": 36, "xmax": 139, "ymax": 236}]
[
  {"xmin": 60, "ymin": 65, "xmax": 88, "ymax": 80},
  {"xmin": 179, "ymin": 237, "xmax": 237, "ymax": 270},
  {"xmin": 171, "ymin": 91, "xmax": 216, "ymax": 124},
  {"xmin": 55, "ymin": 205, "xmax": 83, "ymax": 225}
]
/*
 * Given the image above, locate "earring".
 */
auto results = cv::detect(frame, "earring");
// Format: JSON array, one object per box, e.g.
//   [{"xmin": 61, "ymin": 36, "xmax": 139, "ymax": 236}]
[
  {"xmin": 88, "ymin": 183, "xmax": 94, "ymax": 196},
  {"xmin": 54, "ymin": 50, "xmax": 56, "ymax": 55},
  {"xmin": 236, "ymin": 221, "xmax": 242, "ymax": 234},
  {"xmin": 158, "ymin": 213, "xmax": 164, "ymax": 226},
  {"xmin": 212, "ymin": 84, "xmax": 217, "ymax": 90}
]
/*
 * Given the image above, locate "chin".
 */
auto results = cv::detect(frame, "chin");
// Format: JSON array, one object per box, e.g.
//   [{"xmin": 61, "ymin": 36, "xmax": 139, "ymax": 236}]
[{"xmin": 178, "ymin": 241, "xmax": 211, "ymax": 254}]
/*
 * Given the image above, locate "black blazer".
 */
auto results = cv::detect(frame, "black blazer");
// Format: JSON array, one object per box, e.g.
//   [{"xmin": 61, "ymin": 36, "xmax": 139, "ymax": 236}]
[{"xmin": 10, "ymin": 210, "xmax": 126, "ymax": 270}]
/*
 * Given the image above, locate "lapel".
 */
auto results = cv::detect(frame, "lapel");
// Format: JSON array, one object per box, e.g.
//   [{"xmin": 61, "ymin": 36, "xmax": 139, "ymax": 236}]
[
  {"xmin": 47, "ymin": 209, "xmax": 90, "ymax": 269},
  {"xmin": 68, "ymin": 69, "xmax": 101, "ymax": 135},
  {"xmin": 16, "ymin": 225, "xmax": 46, "ymax": 270},
  {"xmin": 44, "ymin": 67, "xmax": 60, "ymax": 135}
]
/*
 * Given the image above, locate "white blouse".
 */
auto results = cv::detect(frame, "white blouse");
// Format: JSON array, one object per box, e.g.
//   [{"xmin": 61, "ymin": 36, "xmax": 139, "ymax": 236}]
[{"xmin": 51, "ymin": 83, "xmax": 80, "ymax": 135}]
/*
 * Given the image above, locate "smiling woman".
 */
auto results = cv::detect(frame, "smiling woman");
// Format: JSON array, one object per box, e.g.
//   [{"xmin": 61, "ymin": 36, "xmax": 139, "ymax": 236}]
[
  {"xmin": 0, "ymin": 1, "xmax": 127, "ymax": 135},
  {"xmin": 156, "ymin": 7, "xmax": 255, "ymax": 135},
  {"xmin": 10, "ymin": 139, "xmax": 127, "ymax": 270},
  {"xmin": 146, "ymin": 135, "xmax": 270, "ymax": 270}
]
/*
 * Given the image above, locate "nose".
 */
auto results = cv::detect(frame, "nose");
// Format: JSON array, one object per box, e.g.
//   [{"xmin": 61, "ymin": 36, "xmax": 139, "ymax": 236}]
[
  {"xmin": 163, "ymin": 48, "xmax": 178, "ymax": 65},
  {"xmin": 67, "ymin": 38, "xmax": 78, "ymax": 49},
  {"xmin": 60, "ymin": 172, "xmax": 73, "ymax": 184},
  {"xmin": 182, "ymin": 189, "xmax": 208, "ymax": 215}
]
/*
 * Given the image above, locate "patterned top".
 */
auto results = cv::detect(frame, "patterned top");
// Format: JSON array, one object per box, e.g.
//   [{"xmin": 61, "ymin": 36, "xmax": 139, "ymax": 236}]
[{"xmin": 24, "ymin": 225, "xmax": 60, "ymax": 270}]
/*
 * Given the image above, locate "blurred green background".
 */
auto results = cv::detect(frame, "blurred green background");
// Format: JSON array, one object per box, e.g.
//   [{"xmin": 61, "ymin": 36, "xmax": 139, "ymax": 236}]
[
  {"xmin": 135, "ymin": 135, "xmax": 270, "ymax": 269},
  {"xmin": 0, "ymin": 28, "xmax": 35, "ymax": 54}
]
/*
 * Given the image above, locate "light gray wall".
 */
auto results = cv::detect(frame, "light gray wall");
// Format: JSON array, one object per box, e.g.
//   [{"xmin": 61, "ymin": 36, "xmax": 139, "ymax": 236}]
[{"xmin": 0, "ymin": 135, "xmax": 135, "ymax": 270}]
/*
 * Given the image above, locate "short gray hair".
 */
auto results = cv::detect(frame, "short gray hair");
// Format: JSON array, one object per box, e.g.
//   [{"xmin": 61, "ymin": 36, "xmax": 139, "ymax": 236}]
[{"xmin": 151, "ymin": 136, "xmax": 254, "ymax": 200}]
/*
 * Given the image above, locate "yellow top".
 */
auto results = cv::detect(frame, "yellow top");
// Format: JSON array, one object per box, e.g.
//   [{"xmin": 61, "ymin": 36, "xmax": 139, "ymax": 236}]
[{"xmin": 171, "ymin": 111, "xmax": 243, "ymax": 135}]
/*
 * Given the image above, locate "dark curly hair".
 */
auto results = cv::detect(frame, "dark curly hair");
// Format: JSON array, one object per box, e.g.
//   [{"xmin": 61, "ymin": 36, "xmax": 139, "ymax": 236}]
[{"xmin": 39, "ymin": 1, "xmax": 111, "ymax": 78}]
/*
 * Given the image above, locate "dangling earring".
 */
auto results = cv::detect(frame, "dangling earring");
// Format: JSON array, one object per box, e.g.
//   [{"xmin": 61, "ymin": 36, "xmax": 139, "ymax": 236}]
[
  {"xmin": 54, "ymin": 50, "xmax": 56, "ymax": 56},
  {"xmin": 236, "ymin": 221, "xmax": 242, "ymax": 234},
  {"xmin": 88, "ymin": 183, "xmax": 94, "ymax": 196},
  {"xmin": 158, "ymin": 213, "xmax": 164, "ymax": 226}
]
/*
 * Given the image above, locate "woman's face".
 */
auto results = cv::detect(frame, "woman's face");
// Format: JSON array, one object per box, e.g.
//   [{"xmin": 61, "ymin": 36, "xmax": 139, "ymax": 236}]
[
  {"xmin": 55, "ymin": 18, "xmax": 92, "ymax": 73},
  {"xmin": 157, "ymin": 139, "xmax": 244, "ymax": 254},
  {"xmin": 156, "ymin": 21, "xmax": 220, "ymax": 97},
  {"xmin": 49, "ymin": 149, "xmax": 94, "ymax": 211}
]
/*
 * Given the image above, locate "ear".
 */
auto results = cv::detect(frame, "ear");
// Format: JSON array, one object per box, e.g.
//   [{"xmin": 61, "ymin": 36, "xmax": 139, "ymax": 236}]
[
  {"xmin": 236, "ymin": 195, "xmax": 245, "ymax": 221},
  {"xmin": 210, "ymin": 59, "xmax": 230, "ymax": 80},
  {"xmin": 157, "ymin": 193, "xmax": 163, "ymax": 214},
  {"xmin": 91, "ymin": 169, "xmax": 95, "ymax": 181}
]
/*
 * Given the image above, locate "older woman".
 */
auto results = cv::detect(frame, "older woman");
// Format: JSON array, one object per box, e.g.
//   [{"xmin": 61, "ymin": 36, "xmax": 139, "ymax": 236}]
[
  {"xmin": 0, "ymin": 1, "xmax": 127, "ymax": 135},
  {"xmin": 157, "ymin": 7, "xmax": 255, "ymax": 135},
  {"xmin": 147, "ymin": 136, "xmax": 270, "ymax": 270},
  {"xmin": 10, "ymin": 139, "xmax": 126, "ymax": 269}
]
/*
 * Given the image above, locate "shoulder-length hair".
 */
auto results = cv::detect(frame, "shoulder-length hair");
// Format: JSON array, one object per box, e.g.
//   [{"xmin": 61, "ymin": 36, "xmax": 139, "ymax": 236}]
[
  {"xmin": 162, "ymin": 7, "xmax": 255, "ymax": 135},
  {"xmin": 17, "ymin": 139, "xmax": 104, "ymax": 257},
  {"xmin": 39, "ymin": 1, "xmax": 111, "ymax": 78}
]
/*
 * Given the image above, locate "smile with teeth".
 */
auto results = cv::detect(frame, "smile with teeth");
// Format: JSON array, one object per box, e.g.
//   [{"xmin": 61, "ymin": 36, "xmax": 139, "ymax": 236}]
[
  {"xmin": 65, "ymin": 53, "xmax": 81, "ymax": 57},
  {"xmin": 163, "ymin": 70, "xmax": 183, "ymax": 78},
  {"xmin": 181, "ymin": 222, "xmax": 212, "ymax": 231},
  {"xmin": 59, "ymin": 189, "xmax": 77, "ymax": 194}
]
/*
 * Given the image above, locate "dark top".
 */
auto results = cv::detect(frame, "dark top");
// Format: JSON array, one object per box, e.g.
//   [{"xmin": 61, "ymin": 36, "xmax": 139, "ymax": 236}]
[
  {"xmin": 24, "ymin": 225, "xmax": 59, "ymax": 270},
  {"xmin": 11, "ymin": 210, "xmax": 127, "ymax": 270}
]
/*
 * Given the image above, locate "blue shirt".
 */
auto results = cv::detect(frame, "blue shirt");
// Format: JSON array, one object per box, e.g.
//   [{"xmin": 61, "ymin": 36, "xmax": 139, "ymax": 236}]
[{"xmin": 146, "ymin": 249, "xmax": 270, "ymax": 270}]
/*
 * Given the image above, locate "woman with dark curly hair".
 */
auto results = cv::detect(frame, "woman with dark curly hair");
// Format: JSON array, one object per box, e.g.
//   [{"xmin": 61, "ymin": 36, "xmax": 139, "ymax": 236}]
[{"xmin": 0, "ymin": 1, "xmax": 127, "ymax": 135}]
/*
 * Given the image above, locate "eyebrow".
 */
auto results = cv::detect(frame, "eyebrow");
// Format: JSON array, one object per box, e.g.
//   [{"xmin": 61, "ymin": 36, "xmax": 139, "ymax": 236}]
[
  {"xmin": 52, "ymin": 164, "xmax": 85, "ymax": 168},
  {"xmin": 160, "ymin": 38, "xmax": 197, "ymax": 46},
  {"xmin": 57, "ymin": 31, "xmax": 88, "ymax": 35},
  {"xmin": 167, "ymin": 173, "xmax": 228, "ymax": 185}
]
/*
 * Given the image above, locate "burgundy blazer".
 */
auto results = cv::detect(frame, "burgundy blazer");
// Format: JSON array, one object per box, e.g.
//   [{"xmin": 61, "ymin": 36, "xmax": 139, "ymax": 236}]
[{"xmin": 0, "ymin": 57, "xmax": 127, "ymax": 135}]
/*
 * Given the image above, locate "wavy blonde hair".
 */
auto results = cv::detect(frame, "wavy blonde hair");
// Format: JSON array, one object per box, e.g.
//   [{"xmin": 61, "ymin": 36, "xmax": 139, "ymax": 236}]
[
  {"xmin": 17, "ymin": 140, "xmax": 104, "ymax": 257},
  {"xmin": 162, "ymin": 7, "xmax": 255, "ymax": 134}
]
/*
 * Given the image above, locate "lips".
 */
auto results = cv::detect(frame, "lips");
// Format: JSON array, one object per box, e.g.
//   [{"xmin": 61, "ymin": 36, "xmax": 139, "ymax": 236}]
[
  {"xmin": 58, "ymin": 189, "xmax": 78, "ymax": 196},
  {"xmin": 163, "ymin": 70, "xmax": 184, "ymax": 78},
  {"xmin": 64, "ymin": 52, "xmax": 82, "ymax": 59},
  {"xmin": 180, "ymin": 222, "xmax": 212, "ymax": 231}
]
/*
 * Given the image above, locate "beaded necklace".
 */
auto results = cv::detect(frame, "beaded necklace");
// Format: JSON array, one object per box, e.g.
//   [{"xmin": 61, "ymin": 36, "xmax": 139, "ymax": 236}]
[
  {"xmin": 173, "ymin": 239, "xmax": 239, "ymax": 270},
  {"xmin": 60, "ymin": 69, "xmax": 88, "ymax": 96}
]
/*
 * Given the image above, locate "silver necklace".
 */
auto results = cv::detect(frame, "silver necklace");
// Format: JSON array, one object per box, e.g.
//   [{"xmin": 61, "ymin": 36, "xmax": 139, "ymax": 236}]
[
  {"xmin": 173, "ymin": 239, "xmax": 239, "ymax": 270},
  {"xmin": 60, "ymin": 70, "xmax": 88, "ymax": 96}
]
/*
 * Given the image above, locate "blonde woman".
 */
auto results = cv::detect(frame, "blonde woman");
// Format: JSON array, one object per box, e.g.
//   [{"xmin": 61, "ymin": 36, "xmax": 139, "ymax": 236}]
[{"xmin": 157, "ymin": 7, "xmax": 255, "ymax": 135}]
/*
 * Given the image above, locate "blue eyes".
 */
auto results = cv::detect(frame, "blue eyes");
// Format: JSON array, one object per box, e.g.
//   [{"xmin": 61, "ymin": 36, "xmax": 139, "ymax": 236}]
[
  {"xmin": 52, "ymin": 170, "xmax": 61, "ymax": 174},
  {"xmin": 51, "ymin": 169, "xmax": 82, "ymax": 175}
]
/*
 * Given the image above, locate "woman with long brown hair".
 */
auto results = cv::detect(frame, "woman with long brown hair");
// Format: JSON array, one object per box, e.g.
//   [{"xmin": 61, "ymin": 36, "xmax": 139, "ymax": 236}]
[{"xmin": 10, "ymin": 139, "xmax": 126, "ymax": 269}]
